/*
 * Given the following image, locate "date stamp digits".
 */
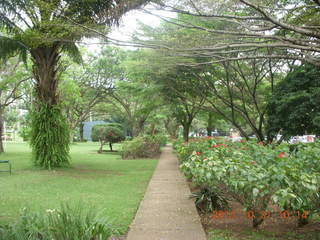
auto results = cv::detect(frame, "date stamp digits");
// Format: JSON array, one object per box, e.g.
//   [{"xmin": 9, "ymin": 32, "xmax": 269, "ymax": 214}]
[{"xmin": 211, "ymin": 210, "xmax": 309, "ymax": 220}]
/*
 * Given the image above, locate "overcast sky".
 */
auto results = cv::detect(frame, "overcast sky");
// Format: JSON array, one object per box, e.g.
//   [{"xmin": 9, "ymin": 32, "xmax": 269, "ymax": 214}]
[{"xmin": 85, "ymin": 7, "xmax": 176, "ymax": 53}]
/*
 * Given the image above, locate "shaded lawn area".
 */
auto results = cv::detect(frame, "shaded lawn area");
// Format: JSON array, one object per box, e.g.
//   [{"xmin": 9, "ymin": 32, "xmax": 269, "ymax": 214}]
[{"xmin": 0, "ymin": 142, "xmax": 158, "ymax": 233}]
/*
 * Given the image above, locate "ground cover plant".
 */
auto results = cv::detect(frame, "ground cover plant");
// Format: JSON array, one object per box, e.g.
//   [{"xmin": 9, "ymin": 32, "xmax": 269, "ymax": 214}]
[
  {"xmin": 0, "ymin": 142, "xmax": 158, "ymax": 237},
  {"xmin": 174, "ymin": 138, "xmax": 320, "ymax": 237}
]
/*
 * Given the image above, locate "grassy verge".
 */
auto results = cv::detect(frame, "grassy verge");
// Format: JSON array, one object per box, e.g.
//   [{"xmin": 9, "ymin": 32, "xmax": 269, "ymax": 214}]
[{"xmin": 0, "ymin": 142, "xmax": 158, "ymax": 233}]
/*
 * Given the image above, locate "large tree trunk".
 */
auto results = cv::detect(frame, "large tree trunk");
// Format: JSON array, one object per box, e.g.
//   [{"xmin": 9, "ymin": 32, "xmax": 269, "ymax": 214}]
[
  {"xmin": 0, "ymin": 108, "xmax": 4, "ymax": 153},
  {"xmin": 79, "ymin": 122, "xmax": 84, "ymax": 141},
  {"xmin": 31, "ymin": 45, "xmax": 60, "ymax": 106},
  {"xmin": 207, "ymin": 112, "xmax": 215, "ymax": 137},
  {"xmin": 132, "ymin": 119, "xmax": 145, "ymax": 137},
  {"xmin": 98, "ymin": 141, "xmax": 104, "ymax": 153},
  {"xmin": 30, "ymin": 45, "xmax": 70, "ymax": 169},
  {"xmin": 69, "ymin": 131, "xmax": 75, "ymax": 143},
  {"xmin": 150, "ymin": 123, "xmax": 156, "ymax": 136},
  {"xmin": 182, "ymin": 123, "xmax": 191, "ymax": 142}
]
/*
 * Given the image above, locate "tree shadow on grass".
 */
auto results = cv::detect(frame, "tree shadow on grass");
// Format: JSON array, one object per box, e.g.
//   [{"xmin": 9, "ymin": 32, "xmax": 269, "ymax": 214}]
[{"xmin": 90, "ymin": 150, "xmax": 122, "ymax": 156}]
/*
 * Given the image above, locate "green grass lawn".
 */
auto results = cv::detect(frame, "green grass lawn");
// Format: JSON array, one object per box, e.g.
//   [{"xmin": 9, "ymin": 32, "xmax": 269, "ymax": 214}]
[{"xmin": 0, "ymin": 142, "xmax": 158, "ymax": 233}]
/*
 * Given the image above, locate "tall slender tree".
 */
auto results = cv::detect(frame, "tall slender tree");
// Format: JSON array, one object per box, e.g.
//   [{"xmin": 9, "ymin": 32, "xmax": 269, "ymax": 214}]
[{"xmin": 0, "ymin": 0, "xmax": 149, "ymax": 169}]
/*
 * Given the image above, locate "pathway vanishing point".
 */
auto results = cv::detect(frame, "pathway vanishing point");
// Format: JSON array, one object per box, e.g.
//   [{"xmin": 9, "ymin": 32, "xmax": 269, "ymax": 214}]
[{"xmin": 126, "ymin": 145, "xmax": 207, "ymax": 240}]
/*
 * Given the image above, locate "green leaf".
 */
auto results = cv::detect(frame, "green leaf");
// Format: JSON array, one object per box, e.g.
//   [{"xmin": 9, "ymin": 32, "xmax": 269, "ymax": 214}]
[{"xmin": 253, "ymin": 188, "xmax": 259, "ymax": 197}]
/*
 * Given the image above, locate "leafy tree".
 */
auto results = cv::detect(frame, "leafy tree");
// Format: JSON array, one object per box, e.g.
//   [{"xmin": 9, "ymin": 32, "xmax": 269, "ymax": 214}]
[
  {"xmin": 0, "ymin": 58, "xmax": 30, "ymax": 152},
  {"xmin": 195, "ymin": 60, "xmax": 280, "ymax": 142},
  {"xmin": 0, "ymin": 0, "xmax": 149, "ymax": 168},
  {"xmin": 122, "ymin": 47, "xmax": 205, "ymax": 141},
  {"xmin": 105, "ymin": 80, "xmax": 162, "ymax": 137},
  {"xmin": 135, "ymin": 13, "xmax": 287, "ymax": 142},
  {"xmin": 91, "ymin": 124, "xmax": 125, "ymax": 153},
  {"xmin": 164, "ymin": 113, "xmax": 180, "ymax": 139},
  {"xmin": 267, "ymin": 64, "xmax": 320, "ymax": 140},
  {"xmin": 153, "ymin": 0, "xmax": 320, "ymax": 66},
  {"xmin": 60, "ymin": 47, "xmax": 124, "ymax": 142},
  {"xmin": 102, "ymin": 49, "xmax": 163, "ymax": 137}
]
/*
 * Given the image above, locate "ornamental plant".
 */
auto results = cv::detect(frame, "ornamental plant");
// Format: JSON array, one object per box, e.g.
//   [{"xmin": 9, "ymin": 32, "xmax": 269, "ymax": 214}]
[
  {"xmin": 0, "ymin": 204, "xmax": 119, "ymax": 240},
  {"xmin": 177, "ymin": 138, "xmax": 320, "ymax": 228},
  {"xmin": 91, "ymin": 124, "xmax": 125, "ymax": 153},
  {"xmin": 121, "ymin": 135, "xmax": 164, "ymax": 159}
]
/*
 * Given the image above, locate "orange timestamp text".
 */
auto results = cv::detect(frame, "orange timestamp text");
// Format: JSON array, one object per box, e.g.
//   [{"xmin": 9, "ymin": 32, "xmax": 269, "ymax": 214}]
[{"xmin": 212, "ymin": 210, "xmax": 308, "ymax": 220}]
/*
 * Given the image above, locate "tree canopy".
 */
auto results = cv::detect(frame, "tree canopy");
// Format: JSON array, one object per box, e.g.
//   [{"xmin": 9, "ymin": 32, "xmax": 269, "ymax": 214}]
[{"xmin": 267, "ymin": 64, "xmax": 320, "ymax": 139}]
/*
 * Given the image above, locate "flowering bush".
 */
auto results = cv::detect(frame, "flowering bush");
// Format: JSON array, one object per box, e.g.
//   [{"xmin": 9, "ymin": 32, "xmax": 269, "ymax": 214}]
[{"xmin": 176, "ymin": 138, "xmax": 320, "ymax": 228}]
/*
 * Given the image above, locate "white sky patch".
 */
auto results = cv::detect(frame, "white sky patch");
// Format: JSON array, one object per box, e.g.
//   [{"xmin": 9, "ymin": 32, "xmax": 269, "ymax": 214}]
[{"xmin": 85, "ymin": 7, "xmax": 176, "ymax": 53}]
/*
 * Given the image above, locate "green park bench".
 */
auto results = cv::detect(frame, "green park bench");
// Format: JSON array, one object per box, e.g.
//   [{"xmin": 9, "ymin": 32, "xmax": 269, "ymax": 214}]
[{"xmin": 0, "ymin": 160, "xmax": 11, "ymax": 175}]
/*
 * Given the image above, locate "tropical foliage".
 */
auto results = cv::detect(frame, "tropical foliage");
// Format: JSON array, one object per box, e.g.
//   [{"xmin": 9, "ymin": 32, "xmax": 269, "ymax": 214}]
[
  {"xmin": 0, "ymin": 204, "xmax": 119, "ymax": 240},
  {"xmin": 30, "ymin": 103, "xmax": 70, "ymax": 169},
  {"xmin": 267, "ymin": 64, "xmax": 320, "ymax": 139}
]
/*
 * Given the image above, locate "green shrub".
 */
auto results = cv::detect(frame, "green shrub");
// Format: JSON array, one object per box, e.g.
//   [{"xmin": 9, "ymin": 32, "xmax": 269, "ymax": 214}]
[
  {"xmin": 172, "ymin": 138, "xmax": 184, "ymax": 150},
  {"xmin": 121, "ymin": 137, "xmax": 145, "ymax": 159},
  {"xmin": 153, "ymin": 134, "xmax": 168, "ymax": 147},
  {"xmin": 121, "ymin": 135, "xmax": 164, "ymax": 159},
  {"xmin": 91, "ymin": 124, "xmax": 125, "ymax": 153},
  {"xmin": 0, "ymin": 204, "xmax": 119, "ymax": 240},
  {"xmin": 18, "ymin": 125, "xmax": 31, "ymax": 141},
  {"xmin": 105, "ymin": 122, "xmax": 124, "ymax": 130}
]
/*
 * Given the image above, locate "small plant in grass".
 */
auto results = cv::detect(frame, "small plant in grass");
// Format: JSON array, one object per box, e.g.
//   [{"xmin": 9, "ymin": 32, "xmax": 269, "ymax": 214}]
[
  {"xmin": 91, "ymin": 124, "xmax": 125, "ymax": 153},
  {"xmin": 0, "ymin": 204, "xmax": 119, "ymax": 240}
]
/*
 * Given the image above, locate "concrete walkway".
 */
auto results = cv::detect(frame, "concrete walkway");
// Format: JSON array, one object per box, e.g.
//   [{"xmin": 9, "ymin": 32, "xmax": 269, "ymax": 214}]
[{"xmin": 126, "ymin": 145, "xmax": 207, "ymax": 240}]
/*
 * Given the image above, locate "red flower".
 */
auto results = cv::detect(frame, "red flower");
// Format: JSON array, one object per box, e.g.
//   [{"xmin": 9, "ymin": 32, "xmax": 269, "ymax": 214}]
[
  {"xmin": 196, "ymin": 152, "xmax": 201, "ymax": 155},
  {"xmin": 211, "ymin": 144, "xmax": 228, "ymax": 149},
  {"xmin": 278, "ymin": 152, "xmax": 287, "ymax": 158}
]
